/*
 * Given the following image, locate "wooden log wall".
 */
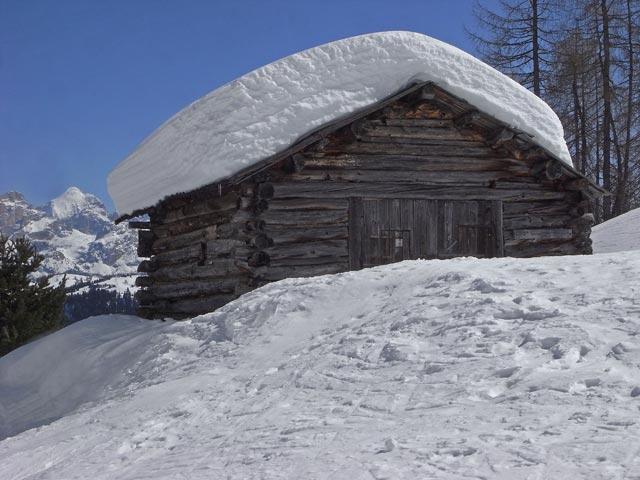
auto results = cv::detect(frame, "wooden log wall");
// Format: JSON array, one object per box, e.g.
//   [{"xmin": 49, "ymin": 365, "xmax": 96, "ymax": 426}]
[
  {"xmin": 252, "ymin": 93, "xmax": 593, "ymax": 282},
  {"xmin": 134, "ymin": 86, "xmax": 595, "ymax": 319},
  {"xmin": 134, "ymin": 186, "xmax": 266, "ymax": 318}
]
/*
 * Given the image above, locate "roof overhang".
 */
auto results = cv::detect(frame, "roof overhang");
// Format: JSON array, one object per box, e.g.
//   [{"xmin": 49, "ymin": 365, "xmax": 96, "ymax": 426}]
[{"xmin": 116, "ymin": 81, "xmax": 607, "ymax": 224}]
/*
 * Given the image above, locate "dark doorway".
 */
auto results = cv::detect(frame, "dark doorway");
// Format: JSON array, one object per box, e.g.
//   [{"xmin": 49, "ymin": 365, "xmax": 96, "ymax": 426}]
[{"xmin": 349, "ymin": 198, "xmax": 503, "ymax": 269}]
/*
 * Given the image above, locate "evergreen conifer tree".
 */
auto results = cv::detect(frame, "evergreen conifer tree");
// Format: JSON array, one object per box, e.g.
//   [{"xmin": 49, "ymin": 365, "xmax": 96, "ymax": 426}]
[{"xmin": 0, "ymin": 235, "xmax": 66, "ymax": 356}]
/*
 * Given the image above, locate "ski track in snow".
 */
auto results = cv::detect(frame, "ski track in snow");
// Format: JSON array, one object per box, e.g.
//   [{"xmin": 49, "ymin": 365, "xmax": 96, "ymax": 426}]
[{"xmin": 1, "ymin": 253, "xmax": 640, "ymax": 479}]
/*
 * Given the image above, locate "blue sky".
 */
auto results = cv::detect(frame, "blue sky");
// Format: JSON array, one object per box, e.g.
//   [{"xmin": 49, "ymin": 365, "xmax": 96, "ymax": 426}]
[{"xmin": 0, "ymin": 0, "xmax": 499, "ymax": 211}]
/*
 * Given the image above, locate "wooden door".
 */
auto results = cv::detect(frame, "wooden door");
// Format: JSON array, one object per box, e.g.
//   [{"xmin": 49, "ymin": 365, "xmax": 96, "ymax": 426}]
[
  {"xmin": 349, "ymin": 198, "xmax": 503, "ymax": 269},
  {"xmin": 438, "ymin": 200, "xmax": 503, "ymax": 258}
]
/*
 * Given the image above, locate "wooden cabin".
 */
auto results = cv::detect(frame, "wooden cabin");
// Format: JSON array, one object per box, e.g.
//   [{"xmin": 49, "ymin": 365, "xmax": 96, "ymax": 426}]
[{"xmin": 123, "ymin": 82, "xmax": 605, "ymax": 319}]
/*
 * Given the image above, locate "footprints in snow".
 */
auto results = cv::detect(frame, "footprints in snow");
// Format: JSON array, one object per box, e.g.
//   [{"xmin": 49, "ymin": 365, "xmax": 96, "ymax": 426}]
[
  {"xmin": 494, "ymin": 307, "xmax": 562, "ymax": 322},
  {"xmin": 494, "ymin": 366, "xmax": 520, "ymax": 379}
]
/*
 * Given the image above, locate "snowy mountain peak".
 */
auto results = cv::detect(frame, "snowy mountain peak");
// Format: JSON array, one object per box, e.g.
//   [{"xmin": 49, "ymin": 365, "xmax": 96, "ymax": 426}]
[
  {"xmin": 1, "ymin": 188, "xmax": 138, "ymax": 287},
  {"xmin": 0, "ymin": 191, "xmax": 27, "ymax": 203},
  {"xmin": 49, "ymin": 187, "xmax": 105, "ymax": 219}
]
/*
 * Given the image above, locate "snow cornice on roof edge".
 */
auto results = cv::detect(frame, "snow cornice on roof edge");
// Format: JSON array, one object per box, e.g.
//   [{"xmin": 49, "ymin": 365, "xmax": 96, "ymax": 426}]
[{"xmin": 108, "ymin": 31, "xmax": 576, "ymax": 217}]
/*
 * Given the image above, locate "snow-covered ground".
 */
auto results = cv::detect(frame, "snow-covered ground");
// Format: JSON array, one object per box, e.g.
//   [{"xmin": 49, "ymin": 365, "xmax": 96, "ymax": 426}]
[
  {"xmin": 1, "ymin": 252, "xmax": 639, "ymax": 479},
  {"xmin": 593, "ymin": 207, "xmax": 640, "ymax": 253}
]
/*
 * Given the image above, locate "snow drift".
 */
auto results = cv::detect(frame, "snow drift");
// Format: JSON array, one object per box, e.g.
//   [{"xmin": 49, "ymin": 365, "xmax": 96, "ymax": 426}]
[
  {"xmin": 592, "ymin": 207, "xmax": 640, "ymax": 253},
  {"xmin": 108, "ymin": 31, "xmax": 573, "ymax": 216},
  {"xmin": 1, "ymin": 253, "xmax": 640, "ymax": 479}
]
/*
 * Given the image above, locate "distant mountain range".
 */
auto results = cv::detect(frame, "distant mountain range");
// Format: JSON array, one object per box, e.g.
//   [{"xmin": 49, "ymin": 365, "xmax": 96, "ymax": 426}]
[{"xmin": 0, "ymin": 187, "xmax": 138, "ymax": 292}]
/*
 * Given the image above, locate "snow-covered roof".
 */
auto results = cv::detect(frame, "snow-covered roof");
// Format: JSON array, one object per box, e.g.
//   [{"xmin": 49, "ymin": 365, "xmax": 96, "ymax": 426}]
[{"xmin": 108, "ymin": 31, "xmax": 573, "ymax": 216}]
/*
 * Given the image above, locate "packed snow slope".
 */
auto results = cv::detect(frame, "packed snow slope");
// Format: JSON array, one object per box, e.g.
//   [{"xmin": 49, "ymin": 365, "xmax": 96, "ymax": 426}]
[
  {"xmin": 592, "ymin": 207, "xmax": 640, "ymax": 253},
  {"xmin": 108, "ymin": 31, "xmax": 572, "ymax": 216},
  {"xmin": 2, "ymin": 253, "xmax": 640, "ymax": 479}
]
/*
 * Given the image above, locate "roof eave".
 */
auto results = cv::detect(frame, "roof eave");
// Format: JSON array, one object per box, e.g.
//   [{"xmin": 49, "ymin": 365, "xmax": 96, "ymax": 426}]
[{"xmin": 115, "ymin": 81, "xmax": 608, "ymax": 223}]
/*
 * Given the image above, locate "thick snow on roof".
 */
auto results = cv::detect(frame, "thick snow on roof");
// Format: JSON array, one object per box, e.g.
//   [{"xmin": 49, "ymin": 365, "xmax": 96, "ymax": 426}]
[{"xmin": 108, "ymin": 31, "xmax": 573, "ymax": 216}]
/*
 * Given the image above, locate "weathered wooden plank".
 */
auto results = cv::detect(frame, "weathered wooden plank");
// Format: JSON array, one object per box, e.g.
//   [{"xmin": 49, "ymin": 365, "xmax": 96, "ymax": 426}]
[
  {"xmin": 397, "ymin": 199, "xmax": 414, "ymax": 262},
  {"xmin": 269, "ymin": 255, "xmax": 349, "ymax": 267},
  {"xmin": 492, "ymin": 180, "xmax": 547, "ymax": 189},
  {"xmin": 503, "ymin": 201, "xmax": 572, "ymax": 216},
  {"xmin": 265, "ymin": 240, "xmax": 347, "ymax": 260},
  {"xmin": 412, "ymin": 199, "xmax": 438, "ymax": 258},
  {"xmin": 381, "ymin": 98, "xmax": 457, "ymax": 120},
  {"xmin": 153, "ymin": 225, "xmax": 217, "ymax": 253},
  {"xmin": 438, "ymin": 200, "xmax": 451, "ymax": 256},
  {"xmin": 266, "ymin": 198, "xmax": 349, "ymax": 211},
  {"xmin": 205, "ymin": 238, "xmax": 246, "ymax": 257},
  {"xmin": 503, "ymin": 215, "xmax": 573, "ymax": 229},
  {"xmin": 267, "ymin": 226, "xmax": 348, "ymax": 245},
  {"xmin": 272, "ymin": 182, "xmax": 568, "ymax": 202},
  {"xmin": 152, "ymin": 243, "xmax": 203, "ymax": 266},
  {"xmin": 300, "ymin": 153, "xmax": 531, "ymax": 174},
  {"xmin": 313, "ymin": 140, "xmax": 510, "ymax": 158},
  {"xmin": 216, "ymin": 220, "xmax": 264, "ymax": 239},
  {"xmin": 348, "ymin": 198, "xmax": 363, "ymax": 269},
  {"xmin": 162, "ymin": 196, "xmax": 238, "ymax": 224},
  {"xmin": 260, "ymin": 208, "xmax": 349, "ymax": 226},
  {"xmin": 238, "ymin": 196, "xmax": 269, "ymax": 211},
  {"xmin": 366, "ymin": 198, "xmax": 383, "ymax": 266},
  {"xmin": 154, "ymin": 211, "xmax": 235, "ymax": 238},
  {"xmin": 358, "ymin": 123, "xmax": 483, "ymax": 142},
  {"xmin": 493, "ymin": 200, "xmax": 504, "ymax": 257},
  {"xmin": 371, "ymin": 118, "xmax": 453, "ymax": 128},
  {"xmin": 504, "ymin": 241, "xmax": 579, "ymax": 257},
  {"xmin": 252, "ymin": 263, "xmax": 349, "ymax": 282},
  {"xmin": 270, "ymin": 168, "xmax": 515, "ymax": 185},
  {"xmin": 140, "ymin": 276, "xmax": 247, "ymax": 300},
  {"xmin": 510, "ymin": 228, "xmax": 574, "ymax": 242},
  {"xmin": 149, "ymin": 259, "xmax": 242, "ymax": 281},
  {"xmin": 460, "ymin": 201, "xmax": 479, "ymax": 255}
]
